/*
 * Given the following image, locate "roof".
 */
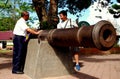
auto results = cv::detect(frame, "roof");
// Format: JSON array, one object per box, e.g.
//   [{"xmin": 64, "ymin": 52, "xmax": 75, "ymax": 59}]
[{"xmin": 0, "ymin": 31, "xmax": 13, "ymax": 41}]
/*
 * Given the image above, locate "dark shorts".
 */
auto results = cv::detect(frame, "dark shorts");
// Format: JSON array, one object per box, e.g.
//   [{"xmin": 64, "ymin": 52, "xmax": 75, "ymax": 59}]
[{"xmin": 70, "ymin": 47, "xmax": 80, "ymax": 52}]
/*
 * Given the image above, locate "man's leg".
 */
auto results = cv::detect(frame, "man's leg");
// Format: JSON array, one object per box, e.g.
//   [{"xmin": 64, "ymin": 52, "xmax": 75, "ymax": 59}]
[
  {"xmin": 74, "ymin": 47, "xmax": 80, "ymax": 71},
  {"xmin": 20, "ymin": 41, "xmax": 28, "ymax": 72},
  {"xmin": 74, "ymin": 53, "xmax": 79, "ymax": 65},
  {"xmin": 12, "ymin": 36, "xmax": 24, "ymax": 74}
]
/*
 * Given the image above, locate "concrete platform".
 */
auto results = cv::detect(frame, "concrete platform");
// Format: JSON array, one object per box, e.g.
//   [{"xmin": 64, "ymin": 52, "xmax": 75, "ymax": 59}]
[{"xmin": 24, "ymin": 39, "xmax": 75, "ymax": 79}]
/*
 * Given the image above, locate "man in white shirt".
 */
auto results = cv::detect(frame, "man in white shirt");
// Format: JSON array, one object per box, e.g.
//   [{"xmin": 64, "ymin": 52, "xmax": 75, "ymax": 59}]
[
  {"xmin": 12, "ymin": 11, "xmax": 42, "ymax": 74},
  {"xmin": 57, "ymin": 10, "xmax": 80, "ymax": 71}
]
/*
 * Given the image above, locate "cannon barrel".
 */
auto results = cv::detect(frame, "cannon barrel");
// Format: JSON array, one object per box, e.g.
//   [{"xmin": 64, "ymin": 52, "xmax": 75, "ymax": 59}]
[{"xmin": 38, "ymin": 20, "xmax": 116, "ymax": 51}]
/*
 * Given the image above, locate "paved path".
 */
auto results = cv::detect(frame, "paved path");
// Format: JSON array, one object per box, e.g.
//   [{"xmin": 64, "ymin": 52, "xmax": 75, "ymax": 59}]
[
  {"xmin": 0, "ymin": 52, "xmax": 31, "ymax": 79},
  {"xmin": 0, "ymin": 52, "xmax": 120, "ymax": 79}
]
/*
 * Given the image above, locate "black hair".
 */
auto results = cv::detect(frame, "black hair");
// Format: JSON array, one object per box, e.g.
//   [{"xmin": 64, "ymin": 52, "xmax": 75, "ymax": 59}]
[
  {"xmin": 21, "ymin": 11, "xmax": 29, "ymax": 17},
  {"xmin": 59, "ymin": 10, "xmax": 67, "ymax": 16}
]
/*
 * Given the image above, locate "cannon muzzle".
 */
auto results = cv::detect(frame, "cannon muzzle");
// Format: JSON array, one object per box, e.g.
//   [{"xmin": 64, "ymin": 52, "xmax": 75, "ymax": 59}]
[{"xmin": 38, "ymin": 20, "xmax": 116, "ymax": 51}]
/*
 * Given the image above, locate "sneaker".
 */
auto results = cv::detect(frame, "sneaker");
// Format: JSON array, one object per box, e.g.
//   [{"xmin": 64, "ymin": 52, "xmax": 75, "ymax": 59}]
[{"xmin": 74, "ymin": 64, "xmax": 80, "ymax": 71}]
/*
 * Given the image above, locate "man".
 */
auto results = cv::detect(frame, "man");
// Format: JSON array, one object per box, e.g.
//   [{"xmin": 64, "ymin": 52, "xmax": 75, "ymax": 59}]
[
  {"xmin": 57, "ymin": 10, "xmax": 80, "ymax": 71},
  {"xmin": 12, "ymin": 11, "xmax": 42, "ymax": 74}
]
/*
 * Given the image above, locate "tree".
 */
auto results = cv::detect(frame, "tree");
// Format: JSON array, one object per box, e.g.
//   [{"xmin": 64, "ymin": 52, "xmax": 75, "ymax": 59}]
[
  {"xmin": 0, "ymin": 0, "xmax": 35, "ymax": 31},
  {"xmin": 58, "ymin": 0, "xmax": 91, "ymax": 14},
  {"xmin": 108, "ymin": 4, "xmax": 120, "ymax": 18},
  {"xmin": 32, "ymin": 0, "xmax": 58, "ymax": 29},
  {"xmin": 117, "ymin": 0, "xmax": 120, "ymax": 3},
  {"xmin": 0, "ymin": 17, "xmax": 15, "ymax": 30},
  {"xmin": 32, "ymin": 0, "xmax": 93, "ymax": 29}
]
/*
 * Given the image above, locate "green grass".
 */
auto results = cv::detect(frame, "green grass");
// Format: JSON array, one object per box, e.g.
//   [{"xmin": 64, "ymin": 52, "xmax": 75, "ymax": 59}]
[{"xmin": 0, "ymin": 49, "xmax": 12, "ymax": 53}]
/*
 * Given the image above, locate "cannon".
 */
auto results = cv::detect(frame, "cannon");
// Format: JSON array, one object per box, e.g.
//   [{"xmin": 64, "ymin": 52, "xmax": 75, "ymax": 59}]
[
  {"xmin": 38, "ymin": 20, "xmax": 116, "ymax": 51},
  {"xmin": 24, "ymin": 20, "xmax": 116, "ymax": 78}
]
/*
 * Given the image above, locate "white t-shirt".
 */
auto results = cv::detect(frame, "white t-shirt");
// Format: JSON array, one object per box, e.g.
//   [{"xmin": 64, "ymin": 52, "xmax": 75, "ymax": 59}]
[
  {"xmin": 57, "ymin": 19, "xmax": 78, "ymax": 29},
  {"xmin": 13, "ymin": 18, "xmax": 29, "ymax": 37}
]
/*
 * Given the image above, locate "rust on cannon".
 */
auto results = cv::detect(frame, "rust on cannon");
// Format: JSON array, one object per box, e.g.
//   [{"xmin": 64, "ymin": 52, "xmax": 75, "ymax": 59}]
[{"xmin": 38, "ymin": 20, "xmax": 116, "ymax": 51}]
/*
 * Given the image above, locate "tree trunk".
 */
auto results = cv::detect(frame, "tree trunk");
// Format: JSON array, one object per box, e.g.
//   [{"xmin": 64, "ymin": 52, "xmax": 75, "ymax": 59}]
[
  {"xmin": 32, "ymin": 0, "xmax": 48, "ymax": 29},
  {"xmin": 32, "ymin": 0, "xmax": 58, "ymax": 29},
  {"xmin": 48, "ymin": 0, "xmax": 58, "ymax": 28}
]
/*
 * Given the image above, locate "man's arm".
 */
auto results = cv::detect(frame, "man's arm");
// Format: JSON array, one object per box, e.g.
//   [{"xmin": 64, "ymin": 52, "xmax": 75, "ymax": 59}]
[{"xmin": 26, "ymin": 28, "xmax": 43, "ymax": 35}]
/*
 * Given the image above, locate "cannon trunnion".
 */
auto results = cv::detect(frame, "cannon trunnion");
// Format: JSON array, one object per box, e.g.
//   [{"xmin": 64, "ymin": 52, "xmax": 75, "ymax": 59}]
[{"xmin": 38, "ymin": 20, "xmax": 116, "ymax": 51}]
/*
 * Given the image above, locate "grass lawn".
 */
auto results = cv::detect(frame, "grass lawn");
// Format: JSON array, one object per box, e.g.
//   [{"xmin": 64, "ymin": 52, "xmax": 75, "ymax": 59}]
[{"xmin": 0, "ymin": 49, "xmax": 12, "ymax": 53}]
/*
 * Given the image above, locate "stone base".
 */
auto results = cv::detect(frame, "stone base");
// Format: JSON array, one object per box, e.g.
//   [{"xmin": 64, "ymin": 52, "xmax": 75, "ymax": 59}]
[{"xmin": 24, "ymin": 39, "xmax": 75, "ymax": 79}]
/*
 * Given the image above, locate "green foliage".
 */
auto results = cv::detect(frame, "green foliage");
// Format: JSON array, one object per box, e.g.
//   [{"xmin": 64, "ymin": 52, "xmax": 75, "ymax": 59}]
[
  {"xmin": 16, "ymin": 2, "xmax": 35, "ymax": 15},
  {"xmin": 108, "ymin": 4, "xmax": 120, "ymax": 18},
  {"xmin": 58, "ymin": 0, "xmax": 92, "ymax": 15},
  {"xmin": 0, "ymin": 17, "xmax": 16, "ymax": 31},
  {"xmin": 0, "ymin": 0, "xmax": 36, "ymax": 31},
  {"xmin": 108, "ymin": 8, "xmax": 116, "ymax": 14},
  {"xmin": 112, "ymin": 4, "xmax": 120, "ymax": 10}
]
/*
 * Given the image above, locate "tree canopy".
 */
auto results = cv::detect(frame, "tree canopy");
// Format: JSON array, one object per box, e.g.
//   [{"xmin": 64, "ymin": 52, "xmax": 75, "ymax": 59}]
[
  {"xmin": 58, "ymin": 0, "xmax": 92, "ymax": 15},
  {"xmin": 108, "ymin": 3, "xmax": 120, "ymax": 18},
  {"xmin": 0, "ymin": 0, "xmax": 35, "ymax": 31}
]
